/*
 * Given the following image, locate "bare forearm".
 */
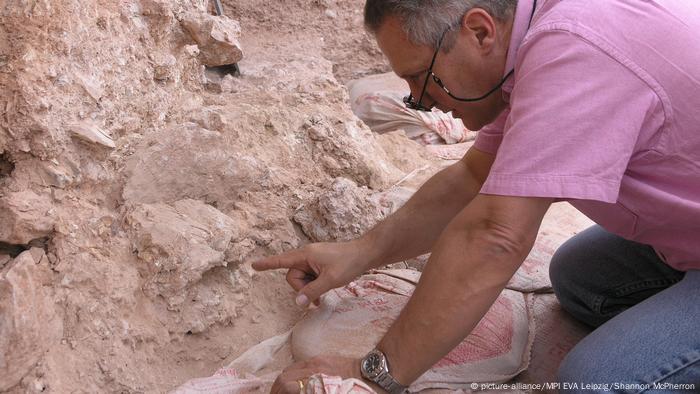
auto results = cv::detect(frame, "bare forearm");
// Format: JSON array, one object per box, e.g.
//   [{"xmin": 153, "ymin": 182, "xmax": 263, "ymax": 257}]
[
  {"xmin": 376, "ymin": 220, "xmax": 521, "ymax": 383},
  {"xmin": 376, "ymin": 195, "xmax": 551, "ymax": 384},
  {"xmin": 359, "ymin": 158, "xmax": 484, "ymax": 269}
]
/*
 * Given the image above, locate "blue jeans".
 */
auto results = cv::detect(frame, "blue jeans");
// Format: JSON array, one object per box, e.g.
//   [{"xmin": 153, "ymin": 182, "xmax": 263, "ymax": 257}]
[{"xmin": 549, "ymin": 225, "xmax": 700, "ymax": 393}]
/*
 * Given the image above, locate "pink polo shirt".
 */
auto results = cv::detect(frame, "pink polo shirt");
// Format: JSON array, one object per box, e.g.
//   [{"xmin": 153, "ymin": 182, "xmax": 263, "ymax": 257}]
[{"xmin": 474, "ymin": 0, "xmax": 700, "ymax": 271}]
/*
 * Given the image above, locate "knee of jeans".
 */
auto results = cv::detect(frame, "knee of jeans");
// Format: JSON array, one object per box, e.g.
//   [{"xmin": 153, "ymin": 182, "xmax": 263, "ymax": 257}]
[
  {"xmin": 557, "ymin": 343, "xmax": 602, "ymax": 386},
  {"xmin": 548, "ymin": 241, "xmax": 603, "ymax": 325},
  {"xmin": 549, "ymin": 241, "xmax": 580, "ymax": 298}
]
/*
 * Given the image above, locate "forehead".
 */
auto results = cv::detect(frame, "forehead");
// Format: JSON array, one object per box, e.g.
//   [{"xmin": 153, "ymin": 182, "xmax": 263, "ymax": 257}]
[{"xmin": 375, "ymin": 16, "xmax": 435, "ymax": 78}]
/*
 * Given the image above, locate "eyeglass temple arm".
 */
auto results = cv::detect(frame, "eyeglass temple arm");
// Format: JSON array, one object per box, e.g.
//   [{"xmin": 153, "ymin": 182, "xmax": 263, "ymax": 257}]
[{"xmin": 414, "ymin": 29, "xmax": 449, "ymax": 109}]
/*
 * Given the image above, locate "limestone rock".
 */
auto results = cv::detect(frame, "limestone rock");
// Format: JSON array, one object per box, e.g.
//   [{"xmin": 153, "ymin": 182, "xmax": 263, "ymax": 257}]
[
  {"xmin": 11, "ymin": 158, "xmax": 81, "ymax": 189},
  {"xmin": 293, "ymin": 177, "xmax": 384, "ymax": 242},
  {"xmin": 0, "ymin": 249, "xmax": 62, "ymax": 391},
  {"xmin": 189, "ymin": 107, "xmax": 227, "ymax": 132},
  {"xmin": 180, "ymin": 12, "xmax": 243, "ymax": 67},
  {"xmin": 0, "ymin": 190, "xmax": 55, "ymax": 244},
  {"xmin": 122, "ymin": 124, "xmax": 267, "ymax": 207},
  {"xmin": 151, "ymin": 52, "xmax": 178, "ymax": 81},
  {"xmin": 0, "ymin": 254, "xmax": 10, "ymax": 270},
  {"xmin": 140, "ymin": 0, "xmax": 176, "ymax": 42},
  {"xmin": 126, "ymin": 199, "xmax": 243, "ymax": 307},
  {"xmin": 370, "ymin": 185, "xmax": 416, "ymax": 217},
  {"xmin": 68, "ymin": 123, "xmax": 116, "ymax": 149}
]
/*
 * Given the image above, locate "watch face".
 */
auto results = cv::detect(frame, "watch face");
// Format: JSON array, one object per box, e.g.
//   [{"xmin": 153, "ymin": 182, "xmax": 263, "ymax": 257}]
[{"xmin": 361, "ymin": 351, "xmax": 384, "ymax": 378}]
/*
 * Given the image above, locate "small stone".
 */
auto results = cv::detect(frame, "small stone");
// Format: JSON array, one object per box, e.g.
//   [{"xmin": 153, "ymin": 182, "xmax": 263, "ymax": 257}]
[
  {"xmin": 28, "ymin": 247, "xmax": 45, "ymax": 264},
  {"xmin": 125, "ymin": 199, "xmax": 241, "ymax": 307},
  {"xmin": 0, "ymin": 254, "xmax": 10, "ymax": 269},
  {"xmin": 180, "ymin": 12, "xmax": 243, "ymax": 67},
  {"xmin": 0, "ymin": 251, "xmax": 61, "ymax": 391},
  {"xmin": 0, "ymin": 190, "xmax": 55, "ymax": 244},
  {"xmin": 68, "ymin": 122, "xmax": 116, "ymax": 148},
  {"xmin": 184, "ymin": 44, "xmax": 200, "ymax": 57},
  {"xmin": 152, "ymin": 53, "xmax": 177, "ymax": 81},
  {"xmin": 74, "ymin": 72, "xmax": 103, "ymax": 102}
]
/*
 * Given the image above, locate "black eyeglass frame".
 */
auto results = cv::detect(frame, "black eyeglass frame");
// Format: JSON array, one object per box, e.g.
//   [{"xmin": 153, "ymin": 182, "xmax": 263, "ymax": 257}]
[
  {"xmin": 402, "ymin": 28, "xmax": 514, "ymax": 111},
  {"xmin": 403, "ymin": 0, "xmax": 537, "ymax": 112}
]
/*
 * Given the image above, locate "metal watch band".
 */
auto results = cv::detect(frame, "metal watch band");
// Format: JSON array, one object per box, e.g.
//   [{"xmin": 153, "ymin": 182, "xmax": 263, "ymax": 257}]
[
  {"xmin": 376, "ymin": 370, "xmax": 408, "ymax": 394},
  {"xmin": 361, "ymin": 348, "xmax": 409, "ymax": 394}
]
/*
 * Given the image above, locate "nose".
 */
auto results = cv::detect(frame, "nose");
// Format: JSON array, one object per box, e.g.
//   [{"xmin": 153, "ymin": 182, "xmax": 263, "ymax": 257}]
[
  {"xmin": 406, "ymin": 79, "xmax": 423, "ymax": 98},
  {"xmin": 406, "ymin": 79, "xmax": 435, "ymax": 110}
]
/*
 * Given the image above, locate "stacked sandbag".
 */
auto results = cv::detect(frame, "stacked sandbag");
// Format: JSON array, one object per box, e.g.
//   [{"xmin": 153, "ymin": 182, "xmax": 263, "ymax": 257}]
[
  {"xmin": 291, "ymin": 270, "xmax": 535, "ymax": 391},
  {"xmin": 347, "ymin": 73, "xmax": 476, "ymax": 146},
  {"xmin": 513, "ymin": 294, "xmax": 590, "ymax": 391}
]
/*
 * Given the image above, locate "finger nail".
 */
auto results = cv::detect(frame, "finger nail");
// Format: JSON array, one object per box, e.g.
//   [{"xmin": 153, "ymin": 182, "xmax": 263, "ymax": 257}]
[{"xmin": 295, "ymin": 293, "xmax": 309, "ymax": 306}]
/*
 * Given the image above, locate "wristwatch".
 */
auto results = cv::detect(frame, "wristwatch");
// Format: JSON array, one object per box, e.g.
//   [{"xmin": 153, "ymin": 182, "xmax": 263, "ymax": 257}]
[{"xmin": 360, "ymin": 348, "xmax": 408, "ymax": 394}]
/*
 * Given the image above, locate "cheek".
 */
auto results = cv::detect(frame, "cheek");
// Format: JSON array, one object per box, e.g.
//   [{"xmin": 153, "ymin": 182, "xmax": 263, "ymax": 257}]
[{"xmin": 406, "ymin": 76, "xmax": 430, "ymax": 97}]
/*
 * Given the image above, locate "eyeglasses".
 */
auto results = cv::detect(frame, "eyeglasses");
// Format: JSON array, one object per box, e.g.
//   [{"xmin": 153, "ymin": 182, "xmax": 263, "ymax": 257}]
[
  {"xmin": 403, "ymin": 28, "xmax": 515, "ymax": 112},
  {"xmin": 404, "ymin": 0, "xmax": 538, "ymax": 112}
]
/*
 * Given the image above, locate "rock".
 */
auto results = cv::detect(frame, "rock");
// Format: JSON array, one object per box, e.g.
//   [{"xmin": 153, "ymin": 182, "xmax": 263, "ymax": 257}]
[
  {"xmin": 0, "ymin": 190, "xmax": 55, "ymax": 244},
  {"xmin": 370, "ymin": 185, "xmax": 416, "ymax": 217},
  {"xmin": 374, "ymin": 130, "xmax": 437, "ymax": 174},
  {"xmin": 68, "ymin": 123, "xmax": 116, "ymax": 149},
  {"xmin": 151, "ymin": 52, "xmax": 177, "ymax": 81},
  {"xmin": 126, "ymin": 199, "xmax": 243, "ymax": 307},
  {"xmin": 184, "ymin": 44, "xmax": 200, "ymax": 57},
  {"xmin": 140, "ymin": 0, "xmax": 175, "ymax": 42},
  {"xmin": 293, "ymin": 177, "xmax": 384, "ymax": 242},
  {"xmin": 11, "ymin": 158, "xmax": 81, "ymax": 189},
  {"xmin": 39, "ymin": 162, "xmax": 77, "ymax": 188},
  {"xmin": 190, "ymin": 108, "xmax": 227, "ymax": 132},
  {"xmin": 122, "ymin": 124, "xmax": 267, "ymax": 207},
  {"xmin": 74, "ymin": 71, "xmax": 104, "ymax": 102},
  {"xmin": 0, "ymin": 250, "xmax": 62, "ymax": 391},
  {"xmin": 180, "ymin": 11, "xmax": 243, "ymax": 67},
  {"xmin": 0, "ymin": 254, "xmax": 10, "ymax": 270}
]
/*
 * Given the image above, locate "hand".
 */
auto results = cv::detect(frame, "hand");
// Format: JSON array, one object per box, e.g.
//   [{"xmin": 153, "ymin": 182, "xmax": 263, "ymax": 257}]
[
  {"xmin": 251, "ymin": 240, "xmax": 372, "ymax": 307},
  {"xmin": 270, "ymin": 355, "xmax": 386, "ymax": 394}
]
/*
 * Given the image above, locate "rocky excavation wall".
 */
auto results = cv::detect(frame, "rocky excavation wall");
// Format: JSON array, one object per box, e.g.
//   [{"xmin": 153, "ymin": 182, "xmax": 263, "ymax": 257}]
[{"xmin": 0, "ymin": 0, "xmax": 441, "ymax": 391}]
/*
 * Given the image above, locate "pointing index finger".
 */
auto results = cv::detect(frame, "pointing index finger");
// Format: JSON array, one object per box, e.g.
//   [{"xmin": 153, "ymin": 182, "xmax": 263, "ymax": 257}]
[{"xmin": 251, "ymin": 249, "xmax": 306, "ymax": 271}]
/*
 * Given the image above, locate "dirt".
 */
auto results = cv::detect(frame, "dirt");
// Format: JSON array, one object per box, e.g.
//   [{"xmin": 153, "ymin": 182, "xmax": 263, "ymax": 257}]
[{"xmin": 0, "ymin": 0, "xmax": 444, "ymax": 392}]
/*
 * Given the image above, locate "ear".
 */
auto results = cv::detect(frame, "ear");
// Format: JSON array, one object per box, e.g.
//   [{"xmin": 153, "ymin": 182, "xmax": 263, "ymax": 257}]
[{"xmin": 459, "ymin": 8, "xmax": 498, "ymax": 53}]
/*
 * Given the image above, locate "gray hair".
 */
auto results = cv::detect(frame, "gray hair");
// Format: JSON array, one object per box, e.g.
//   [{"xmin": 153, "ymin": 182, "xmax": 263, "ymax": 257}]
[{"xmin": 364, "ymin": 0, "xmax": 516, "ymax": 49}]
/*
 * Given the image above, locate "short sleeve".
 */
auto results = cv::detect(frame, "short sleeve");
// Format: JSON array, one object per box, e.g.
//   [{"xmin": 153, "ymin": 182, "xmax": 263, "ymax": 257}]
[
  {"xmin": 473, "ymin": 108, "xmax": 509, "ymax": 155},
  {"xmin": 481, "ymin": 30, "xmax": 663, "ymax": 203}
]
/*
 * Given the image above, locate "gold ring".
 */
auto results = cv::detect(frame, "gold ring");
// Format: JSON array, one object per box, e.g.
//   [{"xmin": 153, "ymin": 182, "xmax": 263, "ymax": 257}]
[{"xmin": 297, "ymin": 379, "xmax": 305, "ymax": 393}]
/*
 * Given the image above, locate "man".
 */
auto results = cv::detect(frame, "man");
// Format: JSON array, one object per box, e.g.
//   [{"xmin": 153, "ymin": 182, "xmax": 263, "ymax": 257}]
[{"xmin": 253, "ymin": 0, "xmax": 700, "ymax": 392}]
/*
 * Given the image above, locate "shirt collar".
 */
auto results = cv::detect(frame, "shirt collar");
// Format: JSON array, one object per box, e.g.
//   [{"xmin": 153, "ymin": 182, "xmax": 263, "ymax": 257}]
[{"xmin": 502, "ymin": 0, "xmax": 537, "ymax": 95}]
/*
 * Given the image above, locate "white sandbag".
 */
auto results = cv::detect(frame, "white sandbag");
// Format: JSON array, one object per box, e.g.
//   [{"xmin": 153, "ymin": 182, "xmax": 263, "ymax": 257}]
[
  {"xmin": 172, "ymin": 331, "xmax": 373, "ymax": 394},
  {"xmin": 225, "ymin": 330, "xmax": 292, "ymax": 374},
  {"xmin": 171, "ymin": 368, "xmax": 267, "ymax": 394},
  {"xmin": 305, "ymin": 374, "xmax": 374, "ymax": 394},
  {"xmin": 347, "ymin": 73, "xmax": 475, "ymax": 145},
  {"xmin": 171, "ymin": 332, "xmax": 290, "ymax": 394},
  {"xmin": 513, "ymin": 294, "xmax": 590, "ymax": 391},
  {"xmin": 172, "ymin": 370, "xmax": 372, "ymax": 394},
  {"xmin": 424, "ymin": 141, "xmax": 473, "ymax": 161},
  {"xmin": 291, "ymin": 269, "xmax": 535, "ymax": 391}
]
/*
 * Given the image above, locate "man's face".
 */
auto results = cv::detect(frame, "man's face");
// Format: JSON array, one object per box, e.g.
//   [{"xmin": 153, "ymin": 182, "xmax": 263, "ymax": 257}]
[{"xmin": 375, "ymin": 13, "xmax": 509, "ymax": 130}]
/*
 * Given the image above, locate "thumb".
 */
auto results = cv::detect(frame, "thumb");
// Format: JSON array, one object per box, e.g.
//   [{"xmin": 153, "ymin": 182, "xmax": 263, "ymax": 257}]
[{"xmin": 296, "ymin": 276, "xmax": 334, "ymax": 307}]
